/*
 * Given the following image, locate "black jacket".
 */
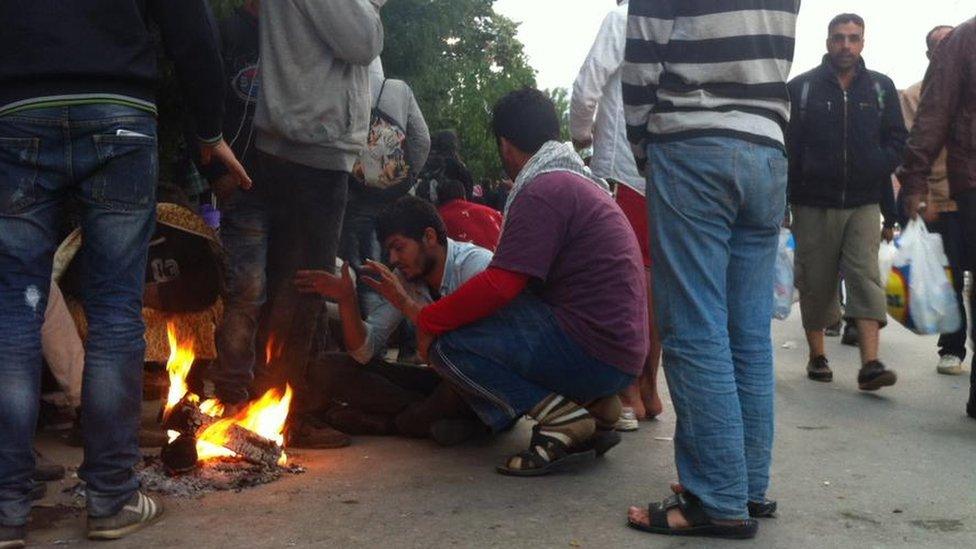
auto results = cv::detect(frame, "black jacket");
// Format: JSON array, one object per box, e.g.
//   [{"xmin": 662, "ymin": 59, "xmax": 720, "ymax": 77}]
[
  {"xmin": 787, "ymin": 57, "xmax": 906, "ymax": 226},
  {"xmin": 0, "ymin": 0, "xmax": 224, "ymax": 141}
]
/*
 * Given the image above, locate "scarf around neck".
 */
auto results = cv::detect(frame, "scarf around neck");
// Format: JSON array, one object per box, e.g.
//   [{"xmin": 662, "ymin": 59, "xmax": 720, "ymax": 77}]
[{"xmin": 503, "ymin": 141, "xmax": 610, "ymax": 219}]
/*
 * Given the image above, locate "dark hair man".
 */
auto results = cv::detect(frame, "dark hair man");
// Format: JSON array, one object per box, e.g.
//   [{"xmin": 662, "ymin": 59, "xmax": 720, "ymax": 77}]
[
  {"xmin": 787, "ymin": 13, "xmax": 907, "ymax": 390},
  {"xmin": 898, "ymin": 16, "xmax": 976, "ymax": 419},
  {"xmin": 294, "ymin": 196, "xmax": 491, "ymax": 441},
  {"xmin": 622, "ymin": 0, "xmax": 798, "ymax": 539},
  {"xmin": 898, "ymin": 25, "xmax": 966, "ymax": 377},
  {"xmin": 215, "ymin": 0, "xmax": 387, "ymax": 450},
  {"xmin": 411, "ymin": 88, "xmax": 648, "ymax": 478},
  {"xmin": 0, "ymin": 0, "xmax": 251, "ymax": 545}
]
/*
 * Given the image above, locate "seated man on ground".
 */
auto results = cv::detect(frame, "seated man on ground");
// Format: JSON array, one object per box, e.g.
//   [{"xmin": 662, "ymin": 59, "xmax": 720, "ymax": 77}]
[
  {"xmin": 415, "ymin": 88, "xmax": 649, "ymax": 476},
  {"xmin": 294, "ymin": 197, "xmax": 491, "ymax": 444}
]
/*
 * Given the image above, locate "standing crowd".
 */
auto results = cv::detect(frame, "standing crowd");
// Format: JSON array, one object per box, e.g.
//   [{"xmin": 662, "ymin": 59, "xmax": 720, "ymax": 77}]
[{"xmin": 1, "ymin": 0, "xmax": 974, "ymax": 545}]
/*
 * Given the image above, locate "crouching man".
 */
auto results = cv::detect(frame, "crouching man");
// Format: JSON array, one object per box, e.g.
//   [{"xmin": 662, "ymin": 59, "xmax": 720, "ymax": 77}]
[
  {"xmin": 294, "ymin": 197, "xmax": 491, "ymax": 443},
  {"xmin": 416, "ymin": 88, "xmax": 649, "ymax": 476}
]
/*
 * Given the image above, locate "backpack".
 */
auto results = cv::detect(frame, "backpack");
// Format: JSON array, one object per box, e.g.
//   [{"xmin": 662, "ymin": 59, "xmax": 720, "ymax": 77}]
[
  {"xmin": 352, "ymin": 80, "xmax": 409, "ymax": 189},
  {"xmin": 798, "ymin": 75, "xmax": 886, "ymax": 125}
]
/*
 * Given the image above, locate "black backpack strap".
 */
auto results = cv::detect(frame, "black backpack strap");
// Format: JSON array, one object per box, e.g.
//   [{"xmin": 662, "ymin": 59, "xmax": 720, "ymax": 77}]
[
  {"xmin": 798, "ymin": 80, "xmax": 811, "ymax": 125},
  {"xmin": 375, "ymin": 78, "xmax": 388, "ymax": 108}
]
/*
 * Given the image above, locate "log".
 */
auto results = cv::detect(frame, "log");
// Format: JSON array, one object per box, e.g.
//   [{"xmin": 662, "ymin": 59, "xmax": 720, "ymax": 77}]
[{"xmin": 162, "ymin": 394, "xmax": 283, "ymax": 467}]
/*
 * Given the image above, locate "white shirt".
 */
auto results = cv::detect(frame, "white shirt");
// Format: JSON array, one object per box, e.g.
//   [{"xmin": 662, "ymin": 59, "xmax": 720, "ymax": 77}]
[{"xmin": 570, "ymin": 2, "xmax": 644, "ymax": 194}]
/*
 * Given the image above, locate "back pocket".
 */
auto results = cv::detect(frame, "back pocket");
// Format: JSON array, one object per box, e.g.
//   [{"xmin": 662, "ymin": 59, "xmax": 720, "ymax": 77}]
[
  {"xmin": 0, "ymin": 137, "xmax": 39, "ymax": 214},
  {"xmin": 91, "ymin": 133, "xmax": 158, "ymax": 211}
]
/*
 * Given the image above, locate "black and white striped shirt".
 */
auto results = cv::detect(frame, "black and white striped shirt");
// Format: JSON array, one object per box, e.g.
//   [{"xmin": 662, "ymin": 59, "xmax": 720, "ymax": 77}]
[{"xmin": 622, "ymin": 0, "xmax": 800, "ymax": 150}]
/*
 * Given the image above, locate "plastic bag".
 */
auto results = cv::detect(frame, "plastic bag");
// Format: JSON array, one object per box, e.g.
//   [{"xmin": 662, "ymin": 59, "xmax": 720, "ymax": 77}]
[
  {"xmin": 773, "ymin": 228, "xmax": 795, "ymax": 320},
  {"xmin": 885, "ymin": 219, "xmax": 961, "ymax": 335},
  {"xmin": 878, "ymin": 240, "xmax": 897, "ymax": 288}
]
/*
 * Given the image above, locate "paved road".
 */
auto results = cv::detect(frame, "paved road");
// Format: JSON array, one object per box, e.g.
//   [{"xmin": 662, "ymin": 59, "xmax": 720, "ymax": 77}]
[{"xmin": 29, "ymin": 310, "xmax": 976, "ymax": 547}]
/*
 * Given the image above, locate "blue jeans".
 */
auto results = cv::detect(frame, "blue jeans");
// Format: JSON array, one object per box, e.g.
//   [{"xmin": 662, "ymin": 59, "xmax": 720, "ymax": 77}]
[
  {"xmin": 0, "ymin": 105, "xmax": 156, "ymax": 525},
  {"xmin": 429, "ymin": 293, "xmax": 634, "ymax": 431},
  {"xmin": 646, "ymin": 137, "xmax": 786, "ymax": 520}
]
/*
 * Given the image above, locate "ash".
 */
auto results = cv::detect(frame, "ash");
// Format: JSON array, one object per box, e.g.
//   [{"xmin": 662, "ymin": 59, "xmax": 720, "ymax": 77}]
[{"xmin": 138, "ymin": 456, "xmax": 306, "ymax": 498}]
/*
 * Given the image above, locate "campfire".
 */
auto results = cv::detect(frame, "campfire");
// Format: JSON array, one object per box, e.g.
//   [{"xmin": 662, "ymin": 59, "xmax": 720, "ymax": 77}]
[{"xmin": 160, "ymin": 324, "xmax": 292, "ymax": 474}]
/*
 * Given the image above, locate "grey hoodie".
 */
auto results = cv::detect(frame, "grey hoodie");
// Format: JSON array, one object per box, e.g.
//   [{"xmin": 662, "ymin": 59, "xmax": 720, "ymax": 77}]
[{"xmin": 255, "ymin": 0, "xmax": 387, "ymax": 172}]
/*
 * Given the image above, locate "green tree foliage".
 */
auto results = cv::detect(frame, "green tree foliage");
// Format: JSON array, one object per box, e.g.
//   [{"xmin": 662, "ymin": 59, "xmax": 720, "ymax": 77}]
[{"xmin": 380, "ymin": 0, "xmax": 537, "ymax": 181}]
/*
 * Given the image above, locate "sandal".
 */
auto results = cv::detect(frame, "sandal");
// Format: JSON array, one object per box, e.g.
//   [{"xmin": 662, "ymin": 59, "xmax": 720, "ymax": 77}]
[
  {"xmin": 572, "ymin": 429, "xmax": 621, "ymax": 457},
  {"xmin": 496, "ymin": 425, "xmax": 596, "ymax": 477},
  {"xmin": 627, "ymin": 491, "xmax": 759, "ymax": 539}
]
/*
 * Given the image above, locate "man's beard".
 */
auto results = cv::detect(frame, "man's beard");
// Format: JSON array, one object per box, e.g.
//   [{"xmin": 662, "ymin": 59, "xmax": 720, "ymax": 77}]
[{"xmin": 405, "ymin": 250, "xmax": 437, "ymax": 282}]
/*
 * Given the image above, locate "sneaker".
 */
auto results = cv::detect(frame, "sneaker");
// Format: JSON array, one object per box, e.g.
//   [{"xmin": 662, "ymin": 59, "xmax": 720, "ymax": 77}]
[
  {"xmin": 858, "ymin": 361, "xmax": 897, "ymax": 391},
  {"xmin": 936, "ymin": 355, "xmax": 964, "ymax": 376},
  {"xmin": 841, "ymin": 323, "xmax": 859, "ymax": 347},
  {"xmin": 285, "ymin": 415, "xmax": 351, "ymax": 449},
  {"xmin": 806, "ymin": 356, "xmax": 833, "ymax": 382},
  {"xmin": 32, "ymin": 449, "xmax": 65, "ymax": 482},
  {"xmin": 748, "ymin": 499, "xmax": 777, "ymax": 518},
  {"xmin": 0, "ymin": 524, "xmax": 26, "ymax": 549},
  {"xmin": 824, "ymin": 322, "xmax": 841, "ymax": 337},
  {"xmin": 614, "ymin": 407, "xmax": 640, "ymax": 432},
  {"xmin": 87, "ymin": 492, "xmax": 163, "ymax": 541}
]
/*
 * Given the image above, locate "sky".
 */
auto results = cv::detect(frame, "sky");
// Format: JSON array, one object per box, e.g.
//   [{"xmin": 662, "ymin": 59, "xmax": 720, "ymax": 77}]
[{"xmin": 494, "ymin": 0, "xmax": 975, "ymax": 92}]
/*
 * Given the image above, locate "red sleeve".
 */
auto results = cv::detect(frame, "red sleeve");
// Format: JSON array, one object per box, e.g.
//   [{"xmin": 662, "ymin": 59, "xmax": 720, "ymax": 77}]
[{"xmin": 417, "ymin": 267, "xmax": 528, "ymax": 336}]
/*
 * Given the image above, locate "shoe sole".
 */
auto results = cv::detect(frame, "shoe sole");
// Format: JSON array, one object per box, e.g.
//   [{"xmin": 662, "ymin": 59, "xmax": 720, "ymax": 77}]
[
  {"xmin": 936, "ymin": 366, "xmax": 964, "ymax": 376},
  {"xmin": 614, "ymin": 418, "xmax": 639, "ymax": 432},
  {"xmin": 807, "ymin": 372, "xmax": 833, "ymax": 382},
  {"xmin": 858, "ymin": 371, "xmax": 897, "ymax": 391},
  {"xmin": 0, "ymin": 540, "xmax": 26, "ymax": 549},
  {"xmin": 88, "ymin": 511, "xmax": 163, "ymax": 541}
]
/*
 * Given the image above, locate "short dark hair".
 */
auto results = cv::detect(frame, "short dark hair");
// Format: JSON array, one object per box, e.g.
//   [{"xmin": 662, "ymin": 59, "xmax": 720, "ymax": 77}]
[
  {"xmin": 925, "ymin": 25, "xmax": 953, "ymax": 51},
  {"xmin": 828, "ymin": 13, "xmax": 864, "ymax": 35},
  {"xmin": 435, "ymin": 179, "xmax": 467, "ymax": 206},
  {"xmin": 376, "ymin": 195, "xmax": 448, "ymax": 246},
  {"xmin": 491, "ymin": 87, "xmax": 560, "ymax": 155}
]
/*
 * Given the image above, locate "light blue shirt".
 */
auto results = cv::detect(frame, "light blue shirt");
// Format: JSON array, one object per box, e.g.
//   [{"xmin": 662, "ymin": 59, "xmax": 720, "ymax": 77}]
[{"xmin": 349, "ymin": 239, "xmax": 493, "ymax": 364}]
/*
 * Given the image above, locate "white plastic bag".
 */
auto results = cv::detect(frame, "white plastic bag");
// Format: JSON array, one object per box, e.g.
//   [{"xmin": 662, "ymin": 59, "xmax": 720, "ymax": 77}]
[
  {"xmin": 773, "ymin": 228, "xmax": 795, "ymax": 320},
  {"xmin": 889, "ymin": 219, "xmax": 961, "ymax": 335},
  {"xmin": 878, "ymin": 240, "xmax": 897, "ymax": 288}
]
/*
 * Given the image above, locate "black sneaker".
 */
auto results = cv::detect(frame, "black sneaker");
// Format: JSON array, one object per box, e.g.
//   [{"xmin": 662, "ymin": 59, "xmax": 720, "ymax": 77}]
[
  {"xmin": 824, "ymin": 322, "xmax": 841, "ymax": 337},
  {"xmin": 87, "ymin": 492, "xmax": 163, "ymax": 541},
  {"xmin": 841, "ymin": 323, "xmax": 860, "ymax": 347},
  {"xmin": 806, "ymin": 356, "xmax": 833, "ymax": 382},
  {"xmin": 748, "ymin": 499, "xmax": 777, "ymax": 518},
  {"xmin": 858, "ymin": 361, "xmax": 897, "ymax": 391},
  {"xmin": 0, "ymin": 524, "xmax": 26, "ymax": 549}
]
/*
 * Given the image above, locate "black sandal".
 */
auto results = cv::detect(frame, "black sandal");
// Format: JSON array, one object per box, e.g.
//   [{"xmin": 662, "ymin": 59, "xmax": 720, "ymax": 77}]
[
  {"xmin": 627, "ymin": 492, "xmax": 759, "ymax": 539},
  {"xmin": 495, "ymin": 426, "xmax": 596, "ymax": 477},
  {"xmin": 571, "ymin": 429, "xmax": 621, "ymax": 457}
]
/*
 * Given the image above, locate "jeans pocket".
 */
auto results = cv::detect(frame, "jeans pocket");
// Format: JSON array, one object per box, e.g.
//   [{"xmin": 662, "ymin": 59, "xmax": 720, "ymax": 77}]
[
  {"xmin": 765, "ymin": 154, "xmax": 789, "ymax": 227},
  {"xmin": 91, "ymin": 133, "xmax": 158, "ymax": 211},
  {"xmin": 0, "ymin": 137, "xmax": 39, "ymax": 214},
  {"xmin": 658, "ymin": 143, "xmax": 735, "ymax": 219}
]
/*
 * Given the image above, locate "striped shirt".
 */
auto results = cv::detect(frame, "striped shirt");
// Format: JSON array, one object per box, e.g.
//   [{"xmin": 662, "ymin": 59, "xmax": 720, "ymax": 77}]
[{"xmin": 622, "ymin": 0, "xmax": 800, "ymax": 150}]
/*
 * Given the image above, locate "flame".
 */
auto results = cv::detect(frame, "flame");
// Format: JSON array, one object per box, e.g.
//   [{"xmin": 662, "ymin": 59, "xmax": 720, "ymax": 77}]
[
  {"xmin": 164, "ymin": 323, "xmax": 195, "ymax": 416},
  {"xmin": 195, "ymin": 385, "xmax": 293, "ymax": 464},
  {"xmin": 162, "ymin": 323, "xmax": 292, "ymax": 465},
  {"xmin": 265, "ymin": 333, "xmax": 280, "ymax": 365}
]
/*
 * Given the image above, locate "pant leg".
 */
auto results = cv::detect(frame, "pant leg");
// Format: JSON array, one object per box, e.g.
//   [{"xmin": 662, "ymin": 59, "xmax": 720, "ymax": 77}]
[
  {"xmin": 70, "ymin": 105, "xmax": 157, "ymax": 518},
  {"xmin": 839, "ymin": 204, "xmax": 887, "ymax": 326},
  {"xmin": 793, "ymin": 206, "xmax": 845, "ymax": 331},
  {"xmin": 41, "ymin": 281, "xmax": 85, "ymax": 409},
  {"xmin": 930, "ymin": 212, "xmax": 968, "ymax": 360},
  {"xmin": 955, "ymin": 191, "xmax": 976, "ymax": 388},
  {"xmin": 727, "ymin": 145, "xmax": 786, "ymax": 504},
  {"xmin": 257, "ymin": 153, "xmax": 348, "ymax": 414},
  {"xmin": 0, "ymin": 110, "xmax": 67, "ymax": 527},
  {"xmin": 646, "ymin": 137, "xmax": 746, "ymax": 520},
  {"xmin": 213, "ymin": 180, "xmax": 270, "ymax": 404},
  {"xmin": 307, "ymin": 353, "xmax": 433, "ymax": 415},
  {"xmin": 429, "ymin": 293, "xmax": 633, "ymax": 432}
]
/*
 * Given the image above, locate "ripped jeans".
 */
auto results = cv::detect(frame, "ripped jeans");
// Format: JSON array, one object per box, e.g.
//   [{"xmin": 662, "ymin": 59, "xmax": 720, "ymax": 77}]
[{"xmin": 0, "ymin": 105, "xmax": 156, "ymax": 525}]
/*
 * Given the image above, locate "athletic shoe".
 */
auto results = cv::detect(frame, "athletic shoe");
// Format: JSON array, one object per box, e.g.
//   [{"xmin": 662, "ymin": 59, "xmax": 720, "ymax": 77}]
[
  {"xmin": 87, "ymin": 492, "xmax": 163, "ymax": 541},
  {"xmin": 0, "ymin": 525, "xmax": 26, "ymax": 549},
  {"xmin": 936, "ymin": 355, "xmax": 964, "ymax": 376}
]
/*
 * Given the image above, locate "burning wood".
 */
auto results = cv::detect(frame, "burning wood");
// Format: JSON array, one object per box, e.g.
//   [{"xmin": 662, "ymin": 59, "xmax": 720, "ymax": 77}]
[
  {"xmin": 161, "ymin": 324, "xmax": 292, "ymax": 472},
  {"xmin": 162, "ymin": 394, "xmax": 284, "ymax": 468}
]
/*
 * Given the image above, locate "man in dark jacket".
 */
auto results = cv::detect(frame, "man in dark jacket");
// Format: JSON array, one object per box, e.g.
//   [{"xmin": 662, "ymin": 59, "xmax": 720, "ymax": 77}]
[
  {"xmin": 0, "ymin": 0, "xmax": 250, "ymax": 545},
  {"xmin": 787, "ymin": 13, "xmax": 907, "ymax": 392},
  {"xmin": 897, "ymin": 15, "xmax": 976, "ymax": 418}
]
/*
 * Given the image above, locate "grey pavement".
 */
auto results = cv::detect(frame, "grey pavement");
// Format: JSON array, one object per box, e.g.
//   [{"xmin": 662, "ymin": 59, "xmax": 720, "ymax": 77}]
[{"xmin": 28, "ymin": 310, "xmax": 976, "ymax": 548}]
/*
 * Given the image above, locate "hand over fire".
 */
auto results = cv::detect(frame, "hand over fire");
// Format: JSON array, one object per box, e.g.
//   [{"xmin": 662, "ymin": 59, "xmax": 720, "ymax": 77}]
[{"xmin": 294, "ymin": 263, "xmax": 356, "ymax": 302}]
